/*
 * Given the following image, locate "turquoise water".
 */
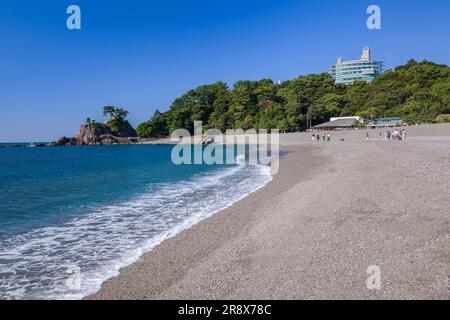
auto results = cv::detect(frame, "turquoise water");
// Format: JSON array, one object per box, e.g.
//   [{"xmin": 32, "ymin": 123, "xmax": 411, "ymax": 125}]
[{"xmin": 0, "ymin": 145, "xmax": 271, "ymax": 299}]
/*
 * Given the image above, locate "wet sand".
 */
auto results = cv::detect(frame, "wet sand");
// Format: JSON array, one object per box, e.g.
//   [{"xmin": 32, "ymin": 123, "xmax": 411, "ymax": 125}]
[{"xmin": 88, "ymin": 125, "xmax": 450, "ymax": 300}]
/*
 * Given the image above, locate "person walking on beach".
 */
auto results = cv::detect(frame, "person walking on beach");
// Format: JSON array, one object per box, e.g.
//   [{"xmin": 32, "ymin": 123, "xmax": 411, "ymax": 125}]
[
  {"xmin": 327, "ymin": 133, "xmax": 331, "ymax": 142},
  {"xmin": 402, "ymin": 129, "xmax": 407, "ymax": 141},
  {"xmin": 366, "ymin": 132, "xmax": 370, "ymax": 140},
  {"xmin": 316, "ymin": 134, "xmax": 320, "ymax": 142},
  {"xmin": 322, "ymin": 133, "xmax": 326, "ymax": 141},
  {"xmin": 312, "ymin": 133, "xmax": 316, "ymax": 142},
  {"xmin": 393, "ymin": 129, "xmax": 400, "ymax": 140},
  {"xmin": 392, "ymin": 130, "xmax": 397, "ymax": 140}
]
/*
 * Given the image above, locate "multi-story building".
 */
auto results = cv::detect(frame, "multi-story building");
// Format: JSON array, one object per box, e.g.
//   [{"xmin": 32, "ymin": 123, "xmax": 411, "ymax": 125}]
[{"xmin": 330, "ymin": 48, "xmax": 384, "ymax": 84}]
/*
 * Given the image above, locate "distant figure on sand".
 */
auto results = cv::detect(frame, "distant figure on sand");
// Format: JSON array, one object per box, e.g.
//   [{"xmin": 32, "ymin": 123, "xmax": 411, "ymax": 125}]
[
  {"xmin": 392, "ymin": 129, "xmax": 402, "ymax": 141},
  {"xmin": 322, "ymin": 133, "xmax": 326, "ymax": 141},
  {"xmin": 402, "ymin": 129, "xmax": 407, "ymax": 141},
  {"xmin": 327, "ymin": 133, "xmax": 331, "ymax": 142},
  {"xmin": 312, "ymin": 133, "xmax": 315, "ymax": 142},
  {"xmin": 316, "ymin": 134, "xmax": 320, "ymax": 142},
  {"xmin": 366, "ymin": 132, "xmax": 370, "ymax": 140}
]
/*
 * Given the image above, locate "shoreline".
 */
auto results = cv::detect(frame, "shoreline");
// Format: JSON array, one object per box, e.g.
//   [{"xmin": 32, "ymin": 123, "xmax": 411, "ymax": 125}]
[
  {"xmin": 3, "ymin": 123, "xmax": 450, "ymax": 148},
  {"xmin": 86, "ymin": 143, "xmax": 320, "ymax": 300},
  {"xmin": 88, "ymin": 124, "xmax": 450, "ymax": 300}
]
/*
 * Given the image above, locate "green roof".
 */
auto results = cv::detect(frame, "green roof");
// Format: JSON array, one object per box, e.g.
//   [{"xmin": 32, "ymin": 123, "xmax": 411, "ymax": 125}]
[{"xmin": 313, "ymin": 118, "xmax": 358, "ymax": 128}]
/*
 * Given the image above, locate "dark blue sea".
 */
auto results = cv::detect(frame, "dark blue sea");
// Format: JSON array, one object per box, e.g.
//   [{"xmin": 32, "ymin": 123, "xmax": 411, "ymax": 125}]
[{"xmin": 0, "ymin": 144, "xmax": 271, "ymax": 299}]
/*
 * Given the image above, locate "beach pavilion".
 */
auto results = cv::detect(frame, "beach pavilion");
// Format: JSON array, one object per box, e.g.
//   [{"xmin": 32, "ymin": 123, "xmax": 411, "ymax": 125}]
[
  {"xmin": 365, "ymin": 118, "xmax": 404, "ymax": 129},
  {"xmin": 313, "ymin": 118, "xmax": 359, "ymax": 130}
]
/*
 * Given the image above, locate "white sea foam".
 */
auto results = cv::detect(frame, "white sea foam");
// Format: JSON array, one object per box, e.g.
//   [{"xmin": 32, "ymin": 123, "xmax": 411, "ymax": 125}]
[{"xmin": 0, "ymin": 161, "xmax": 272, "ymax": 300}]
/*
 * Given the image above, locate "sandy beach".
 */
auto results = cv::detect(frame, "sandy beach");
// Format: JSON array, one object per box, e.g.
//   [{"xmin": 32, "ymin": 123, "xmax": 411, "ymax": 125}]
[{"xmin": 88, "ymin": 125, "xmax": 450, "ymax": 300}]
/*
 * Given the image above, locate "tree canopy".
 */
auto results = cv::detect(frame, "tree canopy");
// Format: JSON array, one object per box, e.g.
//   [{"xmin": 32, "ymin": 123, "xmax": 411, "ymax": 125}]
[
  {"xmin": 102, "ymin": 106, "xmax": 129, "ymax": 120},
  {"xmin": 133, "ymin": 60, "xmax": 449, "ymax": 138},
  {"xmin": 85, "ymin": 106, "xmax": 137, "ymax": 137}
]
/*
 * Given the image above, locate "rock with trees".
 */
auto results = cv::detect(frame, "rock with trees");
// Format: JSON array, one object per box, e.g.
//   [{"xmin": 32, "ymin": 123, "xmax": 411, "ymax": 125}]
[{"xmin": 50, "ymin": 106, "xmax": 137, "ymax": 146}]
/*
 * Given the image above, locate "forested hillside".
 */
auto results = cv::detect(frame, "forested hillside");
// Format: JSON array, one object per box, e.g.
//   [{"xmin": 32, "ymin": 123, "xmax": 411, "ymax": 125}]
[{"xmin": 137, "ymin": 60, "xmax": 450, "ymax": 138}]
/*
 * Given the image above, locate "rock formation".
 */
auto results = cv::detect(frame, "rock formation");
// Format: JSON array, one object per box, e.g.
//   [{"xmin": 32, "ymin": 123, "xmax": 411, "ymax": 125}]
[
  {"xmin": 48, "ymin": 136, "xmax": 77, "ymax": 146},
  {"xmin": 49, "ymin": 121, "xmax": 138, "ymax": 146},
  {"xmin": 49, "ymin": 106, "xmax": 139, "ymax": 147},
  {"xmin": 76, "ymin": 123, "xmax": 111, "ymax": 145}
]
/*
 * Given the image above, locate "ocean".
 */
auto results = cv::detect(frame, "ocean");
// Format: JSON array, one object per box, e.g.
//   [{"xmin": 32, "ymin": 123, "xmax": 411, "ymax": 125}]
[{"xmin": 0, "ymin": 144, "xmax": 272, "ymax": 299}]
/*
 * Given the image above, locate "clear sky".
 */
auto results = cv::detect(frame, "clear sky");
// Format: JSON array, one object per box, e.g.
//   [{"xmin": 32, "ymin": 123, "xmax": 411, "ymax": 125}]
[{"xmin": 1, "ymin": 0, "xmax": 449, "ymax": 142}]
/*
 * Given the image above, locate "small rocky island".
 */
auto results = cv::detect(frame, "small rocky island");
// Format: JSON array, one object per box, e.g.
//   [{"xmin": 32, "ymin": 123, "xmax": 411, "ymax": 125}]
[{"xmin": 49, "ymin": 106, "xmax": 137, "ymax": 146}]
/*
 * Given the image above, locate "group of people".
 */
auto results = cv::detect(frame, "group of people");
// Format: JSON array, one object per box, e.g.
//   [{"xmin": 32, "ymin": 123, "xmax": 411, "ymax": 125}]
[
  {"xmin": 312, "ymin": 132, "xmax": 331, "ymax": 142},
  {"xmin": 376, "ymin": 128, "xmax": 407, "ymax": 141},
  {"xmin": 311, "ymin": 128, "xmax": 407, "ymax": 143}
]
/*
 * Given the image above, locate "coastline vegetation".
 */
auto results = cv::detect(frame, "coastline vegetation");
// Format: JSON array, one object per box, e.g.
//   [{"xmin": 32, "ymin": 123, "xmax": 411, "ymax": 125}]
[
  {"xmin": 136, "ymin": 59, "xmax": 450, "ymax": 138},
  {"xmin": 87, "ymin": 106, "xmax": 137, "ymax": 138}
]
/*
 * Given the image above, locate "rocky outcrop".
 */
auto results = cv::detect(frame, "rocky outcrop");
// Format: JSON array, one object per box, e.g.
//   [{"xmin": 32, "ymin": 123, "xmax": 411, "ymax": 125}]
[
  {"xmin": 48, "ymin": 123, "xmax": 110, "ymax": 146},
  {"xmin": 100, "ymin": 136, "xmax": 119, "ymax": 145},
  {"xmin": 49, "ymin": 120, "xmax": 138, "ymax": 146},
  {"xmin": 48, "ymin": 136, "xmax": 77, "ymax": 146},
  {"xmin": 76, "ymin": 123, "xmax": 111, "ymax": 146}
]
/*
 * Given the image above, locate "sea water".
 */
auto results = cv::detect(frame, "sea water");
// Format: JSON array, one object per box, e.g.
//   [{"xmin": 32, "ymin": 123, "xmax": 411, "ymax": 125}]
[{"xmin": 0, "ymin": 144, "xmax": 272, "ymax": 299}]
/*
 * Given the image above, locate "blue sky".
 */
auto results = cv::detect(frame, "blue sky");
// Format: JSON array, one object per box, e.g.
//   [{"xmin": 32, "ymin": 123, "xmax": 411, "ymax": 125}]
[{"xmin": 0, "ymin": 0, "xmax": 449, "ymax": 141}]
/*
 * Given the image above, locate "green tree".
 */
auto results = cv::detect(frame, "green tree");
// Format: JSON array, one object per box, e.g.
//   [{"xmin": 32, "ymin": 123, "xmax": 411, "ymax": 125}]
[
  {"xmin": 102, "ymin": 106, "xmax": 129, "ymax": 120},
  {"xmin": 136, "ymin": 110, "xmax": 168, "ymax": 138},
  {"xmin": 135, "ymin": 60, "xmax": 450, "ymax": 137},
  {"xmin": 102, "ymin": 106, "xmax": 136, "ymax": 137}
]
